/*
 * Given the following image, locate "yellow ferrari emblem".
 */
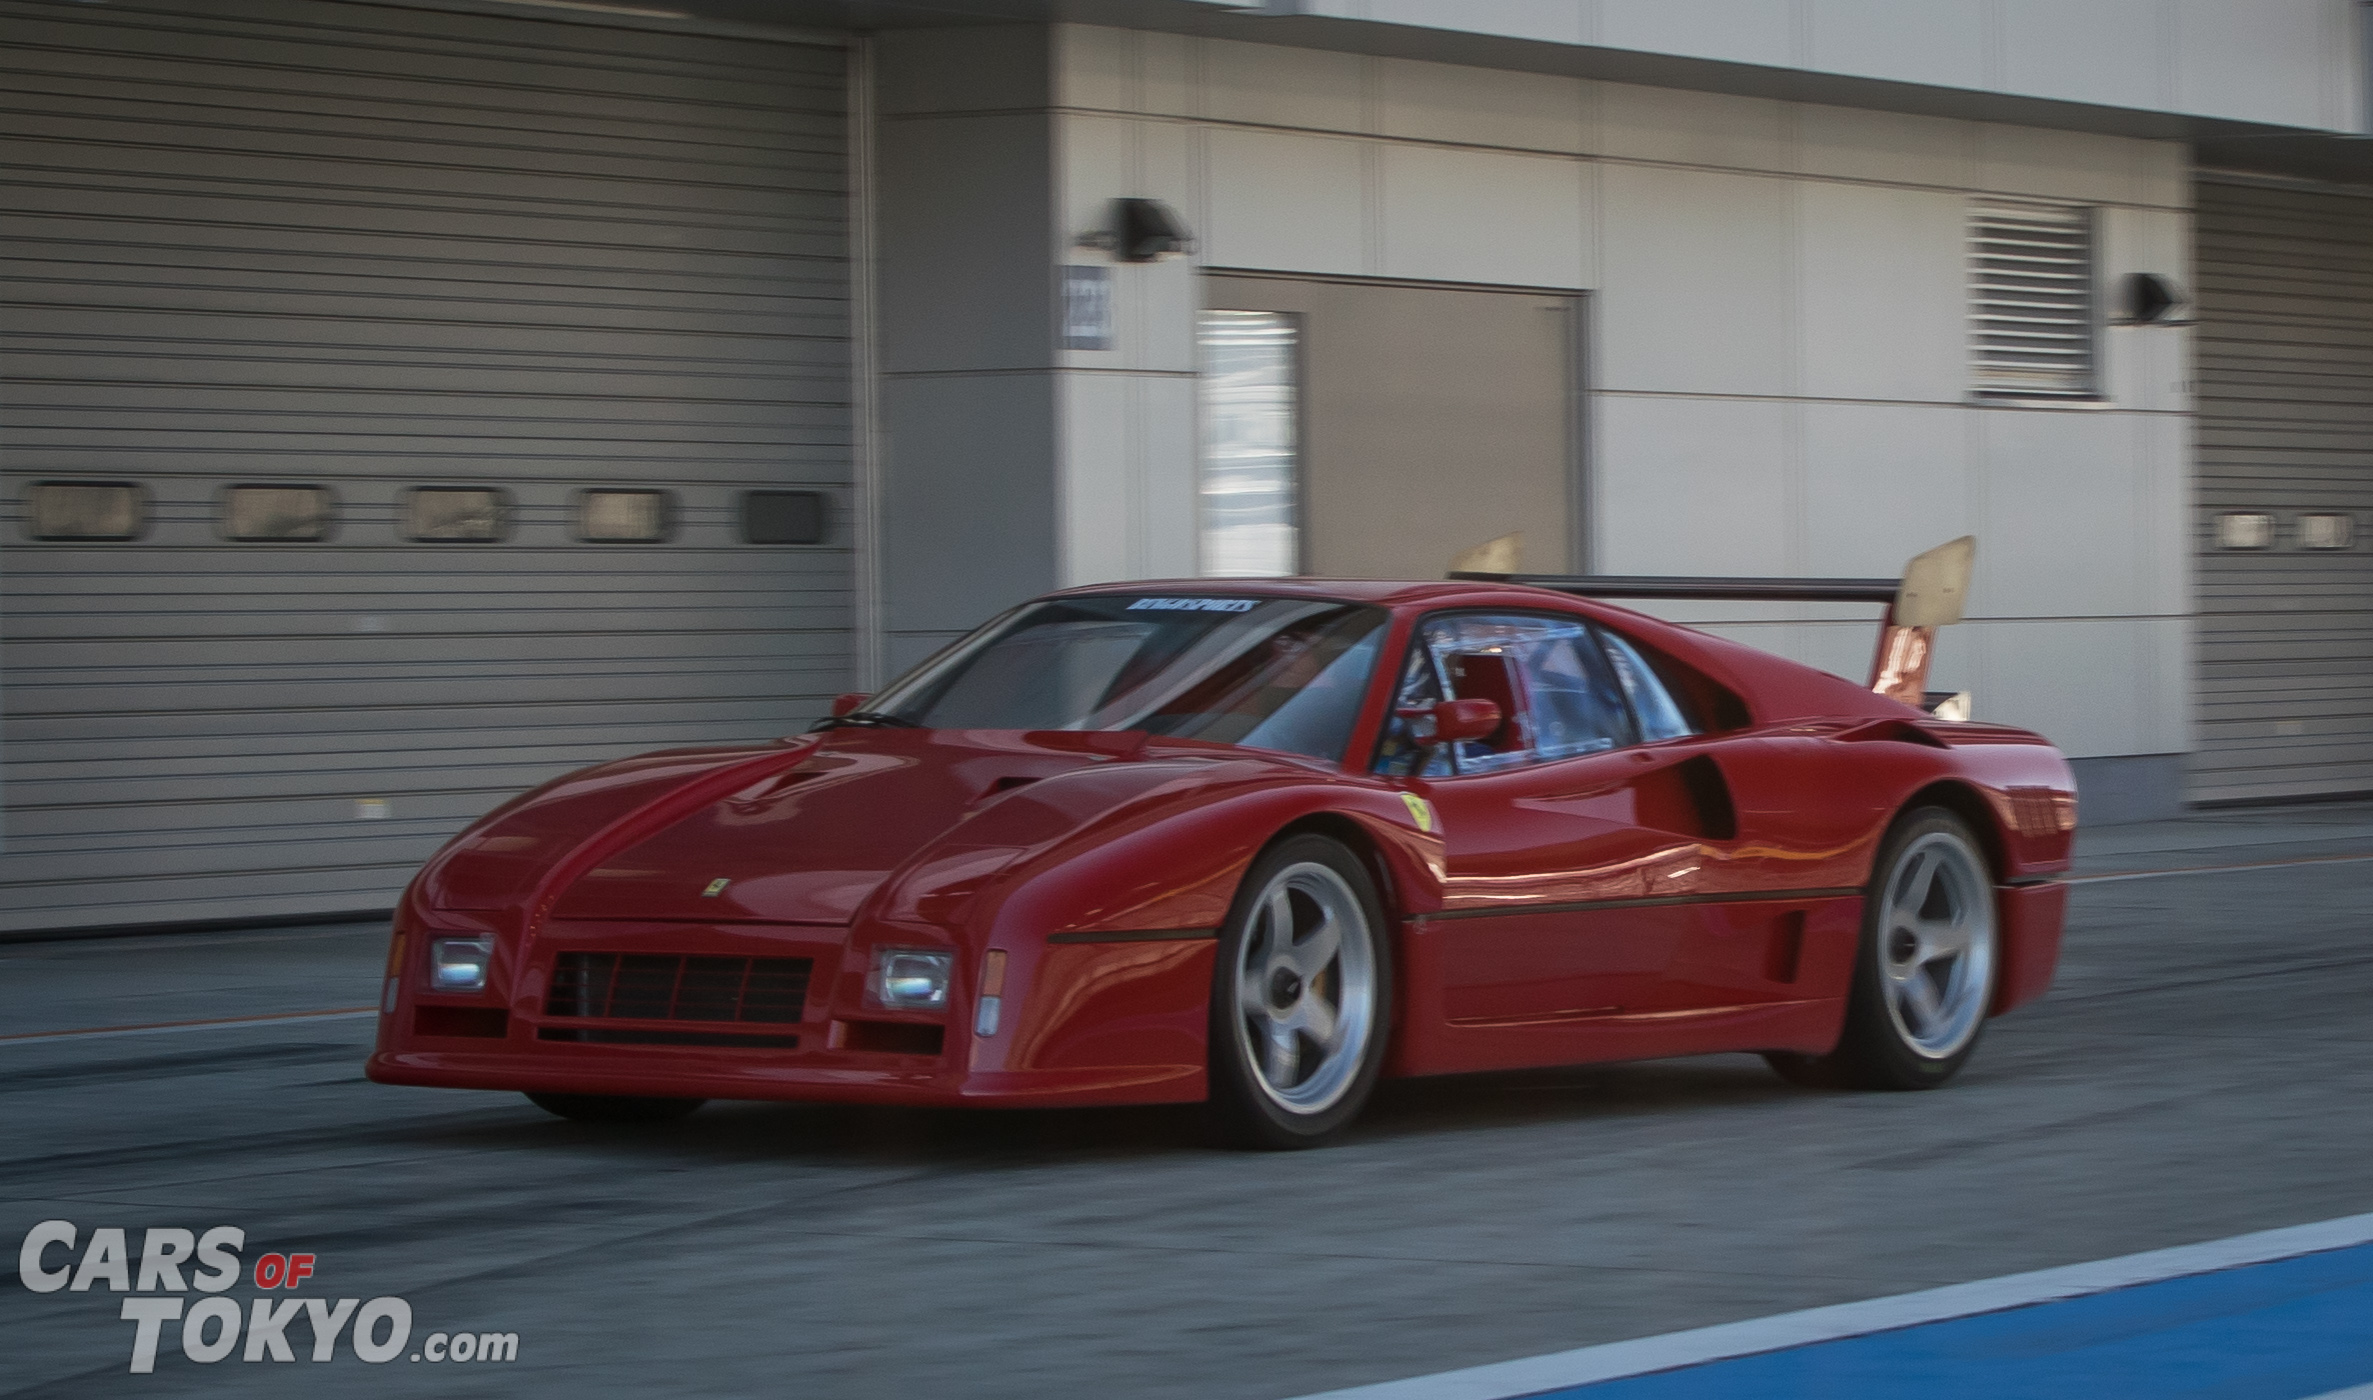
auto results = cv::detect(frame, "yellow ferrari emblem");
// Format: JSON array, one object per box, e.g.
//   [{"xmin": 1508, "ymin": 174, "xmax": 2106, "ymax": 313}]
[
  {"xmin": 701, "ymin": 877, "xmax": 731, "ymax": 897},
  {"xmin": 1400, "ymin": 793, "xmax": 1435, "ymax": 833}
]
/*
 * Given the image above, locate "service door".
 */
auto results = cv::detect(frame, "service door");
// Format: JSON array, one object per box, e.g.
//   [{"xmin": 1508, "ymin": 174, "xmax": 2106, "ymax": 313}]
[{"xmin": 1203, "ymin": 274, "xmax": 1580, "ymax": 578}]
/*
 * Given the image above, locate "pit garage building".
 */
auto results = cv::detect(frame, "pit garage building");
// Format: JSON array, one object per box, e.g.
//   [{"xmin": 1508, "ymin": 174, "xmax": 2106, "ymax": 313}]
[{"xmin": 3, "ymin": 0, "xmax": 2370, "ymax": 934}]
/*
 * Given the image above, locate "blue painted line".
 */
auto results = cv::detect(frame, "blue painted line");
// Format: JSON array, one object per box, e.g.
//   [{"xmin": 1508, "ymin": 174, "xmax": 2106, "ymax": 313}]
[{"xmin": 1547, "ymin": 1242, "xmax": 2373, "ymax": 1400}]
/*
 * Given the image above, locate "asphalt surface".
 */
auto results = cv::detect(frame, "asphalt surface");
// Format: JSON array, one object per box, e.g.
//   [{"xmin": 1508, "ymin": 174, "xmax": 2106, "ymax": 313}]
[{"xmin": 6, "ymin": 804, "xmax": 2373, "ymax": 1398}]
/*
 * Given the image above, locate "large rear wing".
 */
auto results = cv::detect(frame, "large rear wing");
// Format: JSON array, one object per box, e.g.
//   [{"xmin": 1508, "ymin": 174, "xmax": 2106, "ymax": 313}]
[{"xmin": 1452, "ymin": 537, "xmax": 1977, "ymax": 718}]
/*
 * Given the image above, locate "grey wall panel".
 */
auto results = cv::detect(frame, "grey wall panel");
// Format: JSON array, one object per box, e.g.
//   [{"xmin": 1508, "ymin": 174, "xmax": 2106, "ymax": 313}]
[
  {"xmin": 0, "ymin": 0, "xmax": 854, "ymax": 933},
  {"xmin": 873, "ymin": 34, "xmax": 1059, "ymax": 677},
  {"xmin": 2192, "ymin": 176, "xmax": 2373, "ymax": 802},
  {"xmin": 876, "ymin": 110, "xmax": 1053, "ymax": 375},
  {"xmin": 878, "ymin": 372, "xmax": 1058, "ymax": 641}
]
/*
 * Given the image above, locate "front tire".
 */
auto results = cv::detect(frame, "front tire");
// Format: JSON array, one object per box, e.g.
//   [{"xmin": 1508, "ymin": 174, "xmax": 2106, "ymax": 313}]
[
  {"xmin": 1766, "ymin": 808, "xmax": 1998, "ymax": 1091},
  {"xmin": 1207, "ymin": 835, "xmax": 1393, "ymax": 1150},
  {"xmin": 526, "ymin": 1092, "xmax": 706, "ymax": 1123}
]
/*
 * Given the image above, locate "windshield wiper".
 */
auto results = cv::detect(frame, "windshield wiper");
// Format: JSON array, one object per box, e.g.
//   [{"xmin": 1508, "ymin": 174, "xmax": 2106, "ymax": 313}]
[{"xmin": 811, "ymin": 710, "xmax": 922, "ymax": 731}]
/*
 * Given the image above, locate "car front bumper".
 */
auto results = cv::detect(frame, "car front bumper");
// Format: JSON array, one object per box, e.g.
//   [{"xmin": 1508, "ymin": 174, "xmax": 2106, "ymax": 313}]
[{"xmin": 368, "ymin": 915, "xmax": 1208, "ymax": 1108}]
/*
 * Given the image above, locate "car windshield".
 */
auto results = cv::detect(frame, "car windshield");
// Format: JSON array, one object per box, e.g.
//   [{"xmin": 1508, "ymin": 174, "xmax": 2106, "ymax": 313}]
[{"xmin": 863, "ymin": 594, "xmax": 1390, "ymax": 762}]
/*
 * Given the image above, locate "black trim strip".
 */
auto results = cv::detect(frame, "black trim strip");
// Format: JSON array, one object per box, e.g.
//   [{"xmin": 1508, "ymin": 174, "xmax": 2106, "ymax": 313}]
[
  {"xmin": 538, "ymin": 1027, "xmax": 800, "ymax": 1049},
  {"xmin": 1046, "ymin": 927, "xmax": 1219, "ymax": 944},
  {"xmin": 1451, "ymin": 572, "xmax": 1898, "ymax": 604},
  {"xmin": 1448, "ymin": 997, "xmax": 1826, "ymax": 1029},
  {"xmin": 1420, "ymin": 887, "xmax": 1864, "ymax": 923}
]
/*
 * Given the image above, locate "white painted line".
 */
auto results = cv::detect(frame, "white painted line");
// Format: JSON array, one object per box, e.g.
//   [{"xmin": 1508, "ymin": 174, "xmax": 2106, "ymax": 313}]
[
  {"xmin": 2067, "ymin": 851, "xmax": 2373, "ymax": 885},
  {"xmin": 2305, "ymin": 1387, "xmax": 2373, "ymax": 1400},
  {"xmin": 1291, "ymin": 1211, "xmax": 2373, "ymax": 1400},
  {"xmin": 0, "ymin": 1008, "xmax": 377, "ymax": 1047}
]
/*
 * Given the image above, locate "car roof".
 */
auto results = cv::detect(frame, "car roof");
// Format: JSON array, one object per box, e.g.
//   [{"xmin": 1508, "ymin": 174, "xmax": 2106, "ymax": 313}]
[
  {"xmin": 1042, "ymin": 576, "xmax": 1926, "ymax": 728},
  {"xmin": 1047, "ymin": 577, "xmax": 1549, "ymax": 608}
]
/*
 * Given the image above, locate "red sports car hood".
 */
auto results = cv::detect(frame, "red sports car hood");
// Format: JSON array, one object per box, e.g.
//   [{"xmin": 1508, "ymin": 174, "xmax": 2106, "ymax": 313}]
[{"xmin": 419, "ymin": 728, "xmax": 1290, "ymax": 926}]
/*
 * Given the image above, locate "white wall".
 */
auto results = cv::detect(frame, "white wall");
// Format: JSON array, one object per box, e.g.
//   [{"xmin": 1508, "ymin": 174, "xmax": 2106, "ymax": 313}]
[
  {"xmin": 1052, "ymin": 25, "xmax": 2195, "ymax": 762},
  {"xmin": 1054, "ymin": 103, "xmax": 1203, "ymax": 588},
  {"xmin": 1235, "ymin": 0, "xmax": 2367, "ymax": 134}
]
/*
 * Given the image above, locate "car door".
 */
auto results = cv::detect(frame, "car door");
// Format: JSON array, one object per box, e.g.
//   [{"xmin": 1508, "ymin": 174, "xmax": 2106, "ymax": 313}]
[
  {"xmin": 1379, "ymin": 614, "xmax": 1721, "ymax": 1033},
  {"xmin": 1379, "ymin": 611, "xmax": 1860, "ymax": 1076},
  {"xmin": 1584, "ymin": 625, "xmax": 1860, "ymax": 1015}
]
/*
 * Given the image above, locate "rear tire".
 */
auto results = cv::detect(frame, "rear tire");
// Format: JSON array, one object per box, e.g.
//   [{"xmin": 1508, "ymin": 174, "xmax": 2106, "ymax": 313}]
[
  {"xmin": 526, "ymin": 1092, "xmax": 706, "ymax": 1123},
  {"xmin": 1765, "ymin": 807, "xmax": 1998, "ymax": 1092},
  {"xmin": 1207, "ymin": 835, "xmax": 1393, "ymax": 1150}
]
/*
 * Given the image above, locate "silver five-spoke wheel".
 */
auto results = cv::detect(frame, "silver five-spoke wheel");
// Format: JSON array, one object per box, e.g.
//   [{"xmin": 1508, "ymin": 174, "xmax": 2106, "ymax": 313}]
[
  {"xmin": 1210, "ymin": 835, "xmax": 1390, "ymax": 1148},
  {"xmin": 1877, "ymin": 830, "xmax": 1995, "ymax": 1061},
  {"xmin": 1764, "ymin": 807, "xmax": 1999, "ymax": 1092},
  {"xmin": 1232, "ymin": 861, "xmax": 1376, "ymax": 1115}
]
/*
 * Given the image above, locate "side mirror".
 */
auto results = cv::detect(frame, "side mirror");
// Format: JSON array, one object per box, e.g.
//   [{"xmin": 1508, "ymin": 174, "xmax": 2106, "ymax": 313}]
[
  {"xmin": 1407, "ymin": 698, "xmax": 1501, "ymax": 746},
  {"xmin": 830, "ymin": 691, "xmax": 870, "ymax": 718}
]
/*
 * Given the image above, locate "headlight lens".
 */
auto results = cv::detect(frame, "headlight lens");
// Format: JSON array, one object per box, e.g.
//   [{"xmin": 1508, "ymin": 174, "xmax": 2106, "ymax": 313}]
[
  {"xmin": 428, "ymin": 937, "xmax": 493, "ymax": 993},
  {"xmin": 869, "ymin": 948, "xmax": 952, "ymax": 1010}
]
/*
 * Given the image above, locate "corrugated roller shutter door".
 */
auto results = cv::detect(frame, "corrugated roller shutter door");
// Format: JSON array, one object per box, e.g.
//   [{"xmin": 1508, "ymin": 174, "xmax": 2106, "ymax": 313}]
[
  {"xmin": 0, "ymin": 0, "xmax": 853, "ymax": 933},
  {"xmin": 2193, "ymin": 176, "xmax": 2373, "ymax": 802}
]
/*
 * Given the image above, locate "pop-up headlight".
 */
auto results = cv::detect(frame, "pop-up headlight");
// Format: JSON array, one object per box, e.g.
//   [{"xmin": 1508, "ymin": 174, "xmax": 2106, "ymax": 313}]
[
  {"xmin": 428, "ymin": 937, "xmax": 494, "ymax": 993},
  {"xmin": 869, "ymin": 948, "xmax": 953, "ymax": 1011}
]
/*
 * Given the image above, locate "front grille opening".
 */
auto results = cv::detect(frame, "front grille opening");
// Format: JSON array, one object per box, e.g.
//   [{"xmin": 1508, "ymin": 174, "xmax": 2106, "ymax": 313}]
[
  {"xmin": 839, "ymin": 1020, "xmax": 945, "ymax": 1056},
  {"xmin": 538, "ymin": 1028, "xmax": 799, "ymax": 1049},
  {"xmin": 414, "ymin": 1006, "xmax": 509, "ymax": 1039},
  {"xmin": 546, "ymin": 953, "xmax": 811, "ymax": 1024}
]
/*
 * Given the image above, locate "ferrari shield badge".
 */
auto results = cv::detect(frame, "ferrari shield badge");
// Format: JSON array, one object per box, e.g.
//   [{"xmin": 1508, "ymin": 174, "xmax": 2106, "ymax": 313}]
[
  {"xmin": 1400, "ymin": 793, "xmax": 1435, "ymax": 834},
  {"xmin": 701, "ymin": 877, "xmax": 731, "ymax": 897}
]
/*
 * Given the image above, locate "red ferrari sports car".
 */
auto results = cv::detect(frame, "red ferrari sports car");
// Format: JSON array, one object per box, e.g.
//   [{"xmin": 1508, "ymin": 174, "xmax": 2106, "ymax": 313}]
[{"xmin": 368, "ymin": 572, "xmax": 2074, "ymax": 1147}]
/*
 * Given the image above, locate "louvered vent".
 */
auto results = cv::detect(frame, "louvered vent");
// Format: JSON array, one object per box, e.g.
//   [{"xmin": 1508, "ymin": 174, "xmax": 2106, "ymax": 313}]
[
  {"xmin": 1970, "ymin": 203, "xmax": 2096, "ymax": 399},
  {"xmin": 545, "ymin": 953, "xmax": 812, "ymax": 1024}
]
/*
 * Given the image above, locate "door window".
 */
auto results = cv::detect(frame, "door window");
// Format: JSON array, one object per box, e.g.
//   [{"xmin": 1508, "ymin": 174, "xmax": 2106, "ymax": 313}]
[{"xmin": 1375, "ymin": 613, "xmax": 1637, "ymax": 776}]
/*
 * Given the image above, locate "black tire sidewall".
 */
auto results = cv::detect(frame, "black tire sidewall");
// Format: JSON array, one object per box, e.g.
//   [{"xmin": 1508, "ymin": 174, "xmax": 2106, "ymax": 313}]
[{"xmin": 1206, "ymin": 834, "xmax": 1394, "ymax": 1149}]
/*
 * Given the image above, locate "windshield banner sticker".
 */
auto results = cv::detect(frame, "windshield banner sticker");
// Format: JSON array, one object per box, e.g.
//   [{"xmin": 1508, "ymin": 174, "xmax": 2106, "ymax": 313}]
[{"xmin": 1125, "ymin": 598, "xmax": 1259, "ymax": 613}]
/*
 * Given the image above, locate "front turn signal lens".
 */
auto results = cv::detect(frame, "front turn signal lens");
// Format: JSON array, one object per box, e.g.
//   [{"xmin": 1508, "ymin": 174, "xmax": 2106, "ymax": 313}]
[
  {"xmin": 428, "ymin": 937, "xmax": 493, "ymax": 993},
  {"xmin": 974, "ymin": 950, "xmax": 1008, "ymax": 1037}
]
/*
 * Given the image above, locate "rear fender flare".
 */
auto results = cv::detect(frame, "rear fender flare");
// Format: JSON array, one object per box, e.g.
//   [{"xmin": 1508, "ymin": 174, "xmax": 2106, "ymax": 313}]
[{"xmin": 1871, "ymin": 778, "xmax": 2065, "ymax": 1019}]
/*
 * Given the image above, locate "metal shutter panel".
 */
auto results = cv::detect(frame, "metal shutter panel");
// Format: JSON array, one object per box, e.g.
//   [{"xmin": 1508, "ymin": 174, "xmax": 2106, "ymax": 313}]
[
  {"xmin": 2193, "ymin": 176, "xmax": 2373, "ymax": 802},
  {"xmin": 0, "ymin": 0, "xmax": 852, "ymax": 933}
]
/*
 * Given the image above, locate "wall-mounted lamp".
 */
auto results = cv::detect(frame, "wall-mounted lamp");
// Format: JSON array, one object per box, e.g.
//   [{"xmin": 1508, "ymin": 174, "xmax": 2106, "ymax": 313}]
[
  {"xmin": 1076, "ymin": 198, "xmax": 1196, "ymax": 263},
  {"xmin": 2117, "ymin": 272, "xmax": 2190, "ymax": 325}
]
